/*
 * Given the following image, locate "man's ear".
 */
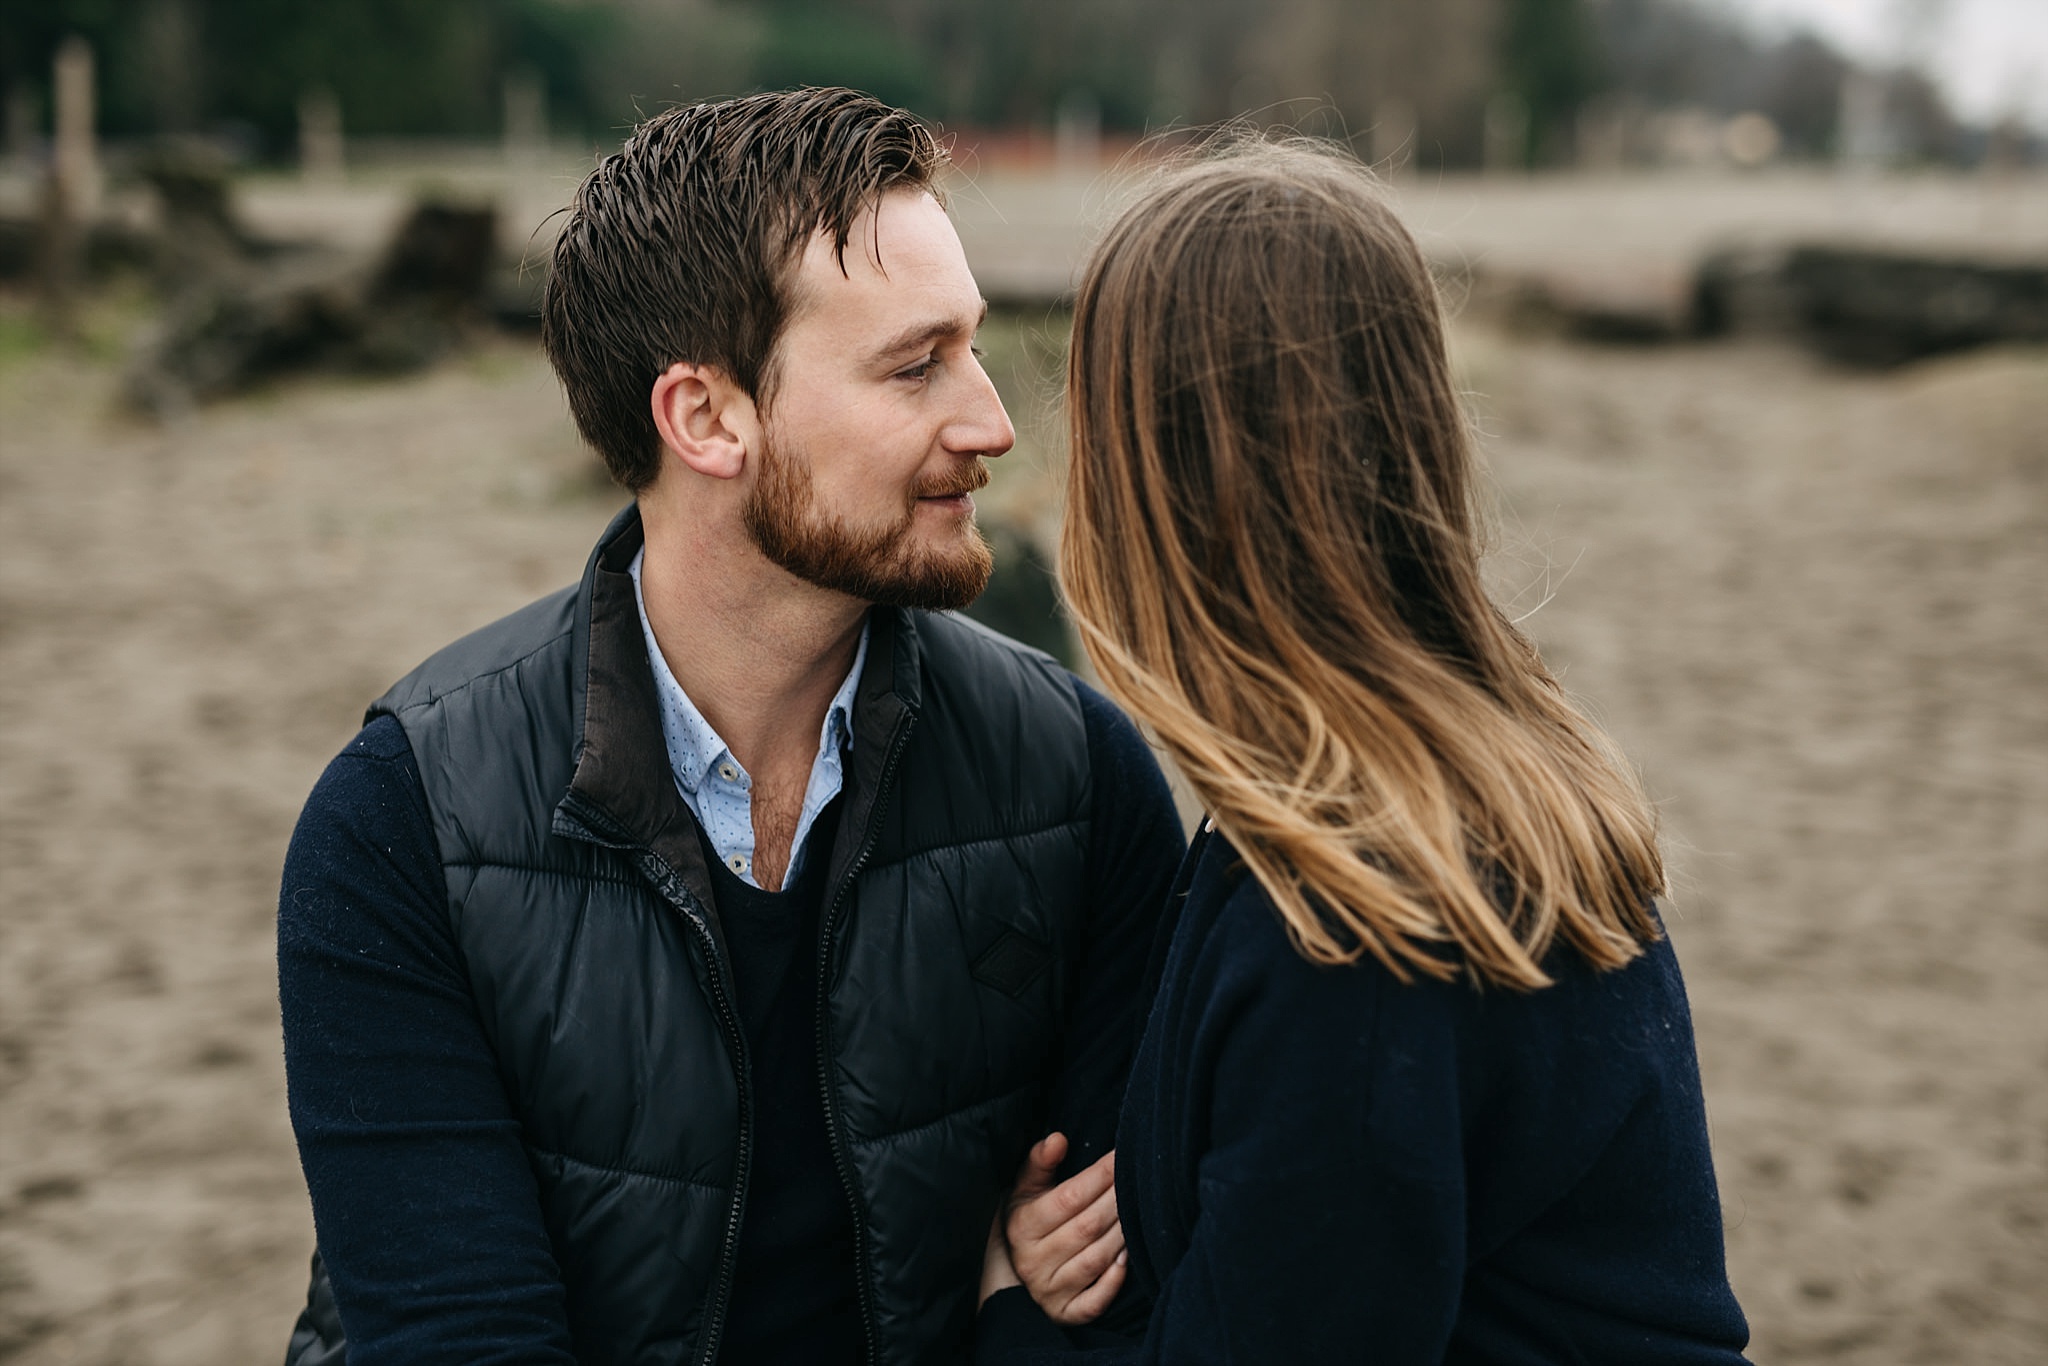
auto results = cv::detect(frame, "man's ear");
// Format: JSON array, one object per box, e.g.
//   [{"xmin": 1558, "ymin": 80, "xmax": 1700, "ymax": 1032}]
[{"xmin": 650, "ymin": 362, "xmax": 757, "ymax": 481}]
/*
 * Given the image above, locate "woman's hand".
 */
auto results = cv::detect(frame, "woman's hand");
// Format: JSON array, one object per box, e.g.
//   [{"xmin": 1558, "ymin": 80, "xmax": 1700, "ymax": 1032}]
[{"xmin": 998, "ymin": 1132, "xmax": 1129, "ymax": 1324}]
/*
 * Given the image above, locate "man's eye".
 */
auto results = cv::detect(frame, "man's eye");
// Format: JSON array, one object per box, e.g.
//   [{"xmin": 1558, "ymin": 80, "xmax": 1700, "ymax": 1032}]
[{"xmin": 897, "ymin": 356, "xmax": 937, "ymax": 381}]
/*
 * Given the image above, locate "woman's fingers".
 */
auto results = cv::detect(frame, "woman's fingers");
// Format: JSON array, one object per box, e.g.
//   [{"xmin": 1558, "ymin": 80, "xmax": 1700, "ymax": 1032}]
[
  {"xmin": 1006, "ymin": 1146, "xmax": 1124, "ymax": 1314},
  {"xmin": 1048, "ymin": 1221, "xmax": 1126, "ymax": 1296},
  {"xmin": 1047, "ymin": 1249, "xmax": 1128, "ymax": 1327},
  {"xmin": 1006, "ymin": 1148, "xmax": 1116, "ymax": 1245},
  {"xmin": 1036, "ymin": 1180, "xmax": 1119, "ymax": 1269}
]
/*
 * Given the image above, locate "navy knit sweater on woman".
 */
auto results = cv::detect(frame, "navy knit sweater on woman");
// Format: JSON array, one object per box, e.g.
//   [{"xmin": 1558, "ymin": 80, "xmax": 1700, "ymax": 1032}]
[{"xmin": 978, "ymin": 825, "xmax": 1750, "ymax": 1366}]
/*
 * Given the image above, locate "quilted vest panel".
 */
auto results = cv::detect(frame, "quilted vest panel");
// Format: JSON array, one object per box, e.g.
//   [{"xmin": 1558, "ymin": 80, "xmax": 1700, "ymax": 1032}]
[{"xmin": 289, "ymin": 508, "xmax": 1091, "ymax": 1366}]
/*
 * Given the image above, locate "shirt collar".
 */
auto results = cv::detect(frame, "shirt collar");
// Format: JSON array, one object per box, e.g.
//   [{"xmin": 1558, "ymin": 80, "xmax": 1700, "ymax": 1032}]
[
  {"xmin": 628, "ymin": 547, "xmax": 866, "ymax": 797},
  {"xmin": 820, "ymin": 622, "xmax": 867, "ymax": 761}
]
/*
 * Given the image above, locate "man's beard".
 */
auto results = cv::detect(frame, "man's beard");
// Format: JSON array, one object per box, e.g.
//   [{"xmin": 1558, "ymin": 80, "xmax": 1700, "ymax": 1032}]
[{"xmin": 742, "ymin": 436, "xmax": 994, "ymax": 611}]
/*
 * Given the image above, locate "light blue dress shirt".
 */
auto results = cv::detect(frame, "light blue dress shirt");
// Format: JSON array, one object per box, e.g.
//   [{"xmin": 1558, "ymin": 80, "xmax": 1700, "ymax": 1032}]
[{"xmin": 629, "ymin": 547, "xmax": 868, "ymax": 890}]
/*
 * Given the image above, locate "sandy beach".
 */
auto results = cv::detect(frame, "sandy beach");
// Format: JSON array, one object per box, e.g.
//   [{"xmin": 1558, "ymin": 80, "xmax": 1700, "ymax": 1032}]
[{"xmin": 0, "ymin": 267, "xmax": 2042, "ymax": 1361}]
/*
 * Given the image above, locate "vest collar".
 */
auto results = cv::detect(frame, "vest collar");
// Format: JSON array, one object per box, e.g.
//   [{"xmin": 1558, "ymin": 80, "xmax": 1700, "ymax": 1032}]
[{"xmin": 554, "ymin": 503, "xmax": 923, "ymax": 900}]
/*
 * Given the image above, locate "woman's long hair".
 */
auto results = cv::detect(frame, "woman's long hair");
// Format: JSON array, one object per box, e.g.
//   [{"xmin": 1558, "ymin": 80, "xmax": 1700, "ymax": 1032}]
[{"xmin": 1061, "ymin": 141, "xmax": 1664, "ymax": 989}]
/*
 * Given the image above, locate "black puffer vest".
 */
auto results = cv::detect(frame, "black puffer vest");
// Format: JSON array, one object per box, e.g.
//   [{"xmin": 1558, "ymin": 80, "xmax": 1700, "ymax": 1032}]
[{"xmin": 287, "ymin": 507, "xmax": 1093, "ymax": 1365}]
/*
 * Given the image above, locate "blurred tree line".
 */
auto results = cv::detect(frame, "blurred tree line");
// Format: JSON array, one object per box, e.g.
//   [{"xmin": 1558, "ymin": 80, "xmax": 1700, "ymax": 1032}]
[
  {"xmin": 0, "ymin": 0, "xmax": 1968, "ymax": 167},
  {"xmin": 1592, "ymin": 0, "xmax": 1960, "ymax": 161}
]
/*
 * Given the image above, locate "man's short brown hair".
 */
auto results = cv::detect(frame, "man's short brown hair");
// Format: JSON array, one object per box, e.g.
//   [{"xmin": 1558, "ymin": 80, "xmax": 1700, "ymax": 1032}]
[{"xmin": 542, "ymin": 87, "xmax": 947, "ymax": 491}]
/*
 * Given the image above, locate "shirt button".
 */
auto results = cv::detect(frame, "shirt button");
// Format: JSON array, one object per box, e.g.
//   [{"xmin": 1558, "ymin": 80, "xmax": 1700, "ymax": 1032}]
[
  {"xmin": 717, "ymin": 762, "xmax": 739, "ymax": 783},
  {"xmin": 727, "ymin": 854, "xmax": 748, "ymax": 874}
]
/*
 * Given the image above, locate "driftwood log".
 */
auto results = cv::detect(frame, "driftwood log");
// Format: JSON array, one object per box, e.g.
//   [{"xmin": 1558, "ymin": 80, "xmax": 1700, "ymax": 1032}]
[
  {"xmin": 1694, "ymin": 244, "xmax": 2048, "ymax": 366},
  {"xmin": 123, "ymin": 197, "xmax": 500, "ymax": 415}
]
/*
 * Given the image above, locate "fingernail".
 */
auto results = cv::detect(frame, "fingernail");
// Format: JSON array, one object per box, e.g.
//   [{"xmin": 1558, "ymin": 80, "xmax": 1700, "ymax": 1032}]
[{"xmin": 1116, "ymin": 1249, "xmax": 1127, "ymax": 1265}]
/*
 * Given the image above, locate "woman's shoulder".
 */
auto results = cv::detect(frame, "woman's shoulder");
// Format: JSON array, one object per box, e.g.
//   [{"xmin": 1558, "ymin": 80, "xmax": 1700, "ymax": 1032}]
[
  {"xmin": 1173, "ymin": 829, "xmax": 1313, "ymax": 976},
  {"xmin": 1157, "ymin": 828, "xmax": 1711, "ymax": 1177},
  {"xmin": 1168, "ymin": 830, "xmax": 1422, "ymax": 1033},
  {"xmin": 1176, "ymin": 829, "xmax": 1447, "ymax": 993},
  {"xmin": 1173, "ymin": 828, "xmax": 1698, "ymax": 1058}
]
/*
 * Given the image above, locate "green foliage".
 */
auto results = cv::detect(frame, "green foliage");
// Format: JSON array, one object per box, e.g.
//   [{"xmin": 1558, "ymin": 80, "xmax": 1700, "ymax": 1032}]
[
  {"xmin": 203, "ymin": 0, "xmax": 496, "ymax": 139},
  {"xmin": 0, "ymin": 0, "xmax": 128, "ymax": 126},
  {"xmin": 1496, "ymin": 0, "xmax": 1605, "ymax": 165},
  {"xmin": 0, "ymin": 0, "xmax": 625, "ymax": 154},
  {"xmin": 501, "ymin": 0, "xmax": 623, "ymax": 125},
  {"xmin": 749, "ymin": 7, "xmax": 937, "ymax": 115},
  {"xmin": 0, "ymin": 0, "xmax": 1933, "ymax": 169},
  {"xmin": 0, "ymin": 0, "xmax": 1162, "ymax": 153}
]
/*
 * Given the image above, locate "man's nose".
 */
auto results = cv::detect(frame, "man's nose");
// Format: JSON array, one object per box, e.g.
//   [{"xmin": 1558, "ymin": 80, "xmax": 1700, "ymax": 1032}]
[{"xmin": 946, "ymin": 354, "xmax": 1017, "ymax": 459}]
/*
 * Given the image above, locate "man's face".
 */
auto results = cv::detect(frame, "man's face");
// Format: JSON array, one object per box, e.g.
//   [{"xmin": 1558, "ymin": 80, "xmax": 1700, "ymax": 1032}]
[{"xmin": 742, "ymin": 189, "xmax": 1015, "ymax": 610}]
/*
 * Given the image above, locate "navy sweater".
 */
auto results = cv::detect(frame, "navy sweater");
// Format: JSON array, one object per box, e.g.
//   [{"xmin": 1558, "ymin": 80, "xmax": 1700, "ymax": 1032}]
[
  {"xmin": 278, "ymin": 676, "xmax": 1185, "ymax": 1364},
  {"xmin": 699, "ymin": 800, "xmax": 862, "ymax": 1365},
  {"xmin": 978, "ymin": 826, "xmax": 1750, "ymax": 1365}
]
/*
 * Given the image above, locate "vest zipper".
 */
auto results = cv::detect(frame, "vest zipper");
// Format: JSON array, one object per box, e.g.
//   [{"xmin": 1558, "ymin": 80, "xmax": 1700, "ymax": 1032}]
[
  {"xmin": 658, "ymin": 856, "xmax": 752, "ymax": 1366},
  {"xmin": 556, "ymin": 795, "xmax": 753, "ymax": 1366},
  {"xmin": 815, "ymin": 710, "xmax": 915, "ymax": 1366}
]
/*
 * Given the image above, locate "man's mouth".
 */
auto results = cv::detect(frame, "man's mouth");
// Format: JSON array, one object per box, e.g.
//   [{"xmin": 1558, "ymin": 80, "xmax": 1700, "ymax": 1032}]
[
  {"xmin": 914, "ymin": 461, "xmax": 991, "ymax": 507},
  {"xmin": 916, "ymin": 490, "xmax": 976, "ymax": 521}
]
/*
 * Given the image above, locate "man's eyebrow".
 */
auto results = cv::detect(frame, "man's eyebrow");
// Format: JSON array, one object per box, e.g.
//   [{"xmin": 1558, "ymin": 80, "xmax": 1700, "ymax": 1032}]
[{"xmin": 864, "ymin": 300, "xmax": 990, "ymax": 366}]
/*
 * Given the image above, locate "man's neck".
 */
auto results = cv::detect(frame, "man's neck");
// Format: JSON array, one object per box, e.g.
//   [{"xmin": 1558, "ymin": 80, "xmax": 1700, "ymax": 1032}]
[{"xmin": 635, "ymin": 506, "xmax": 867, "ymax": 787}]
